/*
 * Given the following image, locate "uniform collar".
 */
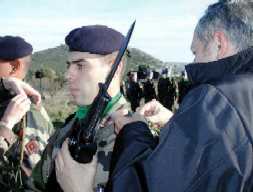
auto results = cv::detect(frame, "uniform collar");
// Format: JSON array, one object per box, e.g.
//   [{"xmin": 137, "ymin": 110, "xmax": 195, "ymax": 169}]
[{"xmin": 75, "ymin": 92, "xmax": 123, "ymax": 120}]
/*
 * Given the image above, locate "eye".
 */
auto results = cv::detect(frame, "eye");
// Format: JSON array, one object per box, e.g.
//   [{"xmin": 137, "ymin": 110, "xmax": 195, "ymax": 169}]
[
  {"xmin": 77, "ymin": 64, "xmax": 83, "ymax": 70},
  {"xmin": 66, "ymin": 63, "xmax": 70, "ymax": 69}
]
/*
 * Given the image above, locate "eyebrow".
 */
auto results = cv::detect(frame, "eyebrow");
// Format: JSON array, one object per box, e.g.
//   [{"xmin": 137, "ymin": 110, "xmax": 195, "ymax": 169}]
[{"xmin": 66, "ymin": 59, "xmax": 87, "ymax": 65}]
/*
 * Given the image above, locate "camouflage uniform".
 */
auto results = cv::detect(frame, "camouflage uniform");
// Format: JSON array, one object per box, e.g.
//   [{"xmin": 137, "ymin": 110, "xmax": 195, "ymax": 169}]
[
  {"xmin": 0, "ymin": 103, "xmax": 54, "ymax": 191},
  {"xmin": 31, "ymin": 96, "xmax": 129, "ymax": 191}
]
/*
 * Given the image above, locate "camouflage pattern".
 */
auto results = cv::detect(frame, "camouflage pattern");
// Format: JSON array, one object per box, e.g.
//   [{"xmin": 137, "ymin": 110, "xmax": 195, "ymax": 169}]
[
  {"xmin": 0, "ymin": 103, "xmax": 54, "ymax": 191},
  {"xmin": 31, "ymin": 96, "xmax": 130, "ymax": 191}
]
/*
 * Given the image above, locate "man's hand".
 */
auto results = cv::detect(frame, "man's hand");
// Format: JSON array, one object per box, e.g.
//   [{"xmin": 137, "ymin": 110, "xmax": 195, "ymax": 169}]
[
  {"xmin": 2, "ymin": 77, "xmax": 41, "ymax": 106},
  {"xmin": 139, "ymin": 99, "xmax": 173, "ymax": 128},
  {"xmin": 110, "ymin": 99, "xmax": 173, "ymax": 134},
  {"xmin": 1, "ymin": 94, "xmax": 31, "ymax": 130},
  {"xmin": 110, "ymin": 109, "xmax": 147, "ymax": 134},
  {"xmin": 55, "ymin": 140, "xmax": 97, "ymax": 192}
]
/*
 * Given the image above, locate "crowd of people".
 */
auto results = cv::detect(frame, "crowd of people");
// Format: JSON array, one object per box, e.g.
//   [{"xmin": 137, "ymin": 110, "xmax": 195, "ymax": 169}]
[
  {"xmin": 123, "ymin": 70, "xmax": 192, "ymax": 112},
  {"xmin": 0, "ymin": 0, "xmax": 253, "ymax": 192}
]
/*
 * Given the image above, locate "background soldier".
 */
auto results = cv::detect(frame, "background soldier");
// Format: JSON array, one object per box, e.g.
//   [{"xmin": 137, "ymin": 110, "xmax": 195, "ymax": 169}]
[
  {"xmin": 125, "ymin": 72, "xmax": 142, "ymax": 112},
  {"xmin": 177, "ymin": 71, "xmax": 192, "ymax": 105},
  {"xmin": 158, "ymin": 72, "xmax": 172, "ymax": 109},
  {"xmin": 0, "ymin": 36, "xmax": 54, "ymax": 191},
  {"xmin": 142, "ymin": 71, "xmax": 156, "ymax": 103}
]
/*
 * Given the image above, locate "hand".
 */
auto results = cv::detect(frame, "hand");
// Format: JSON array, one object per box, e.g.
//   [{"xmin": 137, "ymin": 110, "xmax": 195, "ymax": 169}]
[
  {"xmin": 138, "ymin": 99, "xmax": 173, "ymax": 128},
  {"xmin": 2, "ymin": 77, "xmax": 41, "ymax": 106},
  {"xmin": 55, "ymin": 140, "xmax": 97, "ymax": 192},
  {"xmin": 1, "ymin": 94, "xmax": 31, "ymax": 129},
  {"xmin": 110, "ymin": 109, "xmax": 147, "ymax": 134}
]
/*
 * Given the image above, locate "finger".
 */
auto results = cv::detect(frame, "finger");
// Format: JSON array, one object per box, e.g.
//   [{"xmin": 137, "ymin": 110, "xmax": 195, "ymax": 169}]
[
  {"xmin": 55, "ymin": 157, "xmax": 62, "ymax": 184},
  {"xmin": 16, "ymin": 99, "xmax": 31, "ymax": 110},
  {"xmin": 139, "ymin": 102, "xmax": 154, "ymax": 115},
  {"xmin": 89, "ymin": 154, "xmax": 98, "ymax": 167},
  {"xmin": 13, "ymin": 85, "xmax": 26, "ymax": 96},
  {"xmin": 55, "ymin": 151, "xmax": 64, "ymax": 172},
  {"xmin": 110, "ymin": 109, "xmax": 128, "ymax": 121},
  {"xmin": 146, "ymin": 114, "xmax": 161, "ymax": 124},
  {"xmin": 11, "ymin": 94, "xmax": 28, "ymax": 104},
  {"xmin": 22, "ymin": 83, "xmax": 41, "ymax": 105},
  {"xmin": 21, "ymin": 101, "xmax": 31, "ymax": 113},
  {"xmin": 60, "ymin": 139, "xmax": 74, "ymax": 163}
]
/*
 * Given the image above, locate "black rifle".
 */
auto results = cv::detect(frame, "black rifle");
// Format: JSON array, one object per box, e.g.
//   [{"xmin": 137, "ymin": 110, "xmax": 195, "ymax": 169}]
[{"xmin": 68, "ymin": 21, "xmax": 136, "ymax": 163}]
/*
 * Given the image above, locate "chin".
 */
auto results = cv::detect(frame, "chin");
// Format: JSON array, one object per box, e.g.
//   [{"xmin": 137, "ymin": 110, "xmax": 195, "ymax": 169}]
[{"xmin": 75, "ymin": 98, "xmax": 91, "ymax": 106}]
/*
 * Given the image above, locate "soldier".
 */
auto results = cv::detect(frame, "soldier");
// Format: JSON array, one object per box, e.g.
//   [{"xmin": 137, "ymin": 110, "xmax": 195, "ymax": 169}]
[
  {"xmin": 177, "ymin": 71, "xmax": 193, "ymax": 105},
  {"xmin": 125, "ymin": 72, "xmax": 142, "ymax": 112},
  {"xmin": 142, "ymin": 72, "xmax": 156, "ymax": 103},
  {"xmin": 0, "ymin": 36, "xmax": 54, "ymax": 191},
  {"xmin": 157, "ymin": 72, "xmax": 174, "ymax": 109},
  {"xmin": 32, "ymin": 25, "xmax": 130, "ymax": 191}
]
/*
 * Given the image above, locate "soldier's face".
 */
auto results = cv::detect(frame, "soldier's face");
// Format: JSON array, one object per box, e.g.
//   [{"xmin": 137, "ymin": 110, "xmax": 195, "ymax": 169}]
[{"xmin": 66, "ymin": 52, "xmax": 110, "ymax": 106}]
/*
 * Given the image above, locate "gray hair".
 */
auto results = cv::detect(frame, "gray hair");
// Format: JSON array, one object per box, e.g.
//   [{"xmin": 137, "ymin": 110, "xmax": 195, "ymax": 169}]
[{"xmin": 195, "ymin": 1, "xmax": 253, "ymax": 51}]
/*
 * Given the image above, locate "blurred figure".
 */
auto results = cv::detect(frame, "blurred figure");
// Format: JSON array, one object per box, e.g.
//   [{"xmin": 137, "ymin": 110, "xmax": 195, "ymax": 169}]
[
  {"xmin": 125, "ymin": 72, "xmax": 142, "ymax": 112},
  {"xmin": 142, "ymin": 71, "xmax": 156, "ymax": 103}
]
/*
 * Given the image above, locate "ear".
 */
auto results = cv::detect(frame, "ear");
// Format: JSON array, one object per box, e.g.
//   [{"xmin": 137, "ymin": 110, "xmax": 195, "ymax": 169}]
[
  {"xmin": 9, "ymin": 59, "xmax": 21, "ymax": 75},
  {"xmin": 108, "ymin": 56, "xmax": 124, "ymax": 76},
  {"xmin": 115, "ymin": 60, "xmax": 123, "ymax": 76},
  {"xmin": 213, "ymin": 31, "xmax": 230, "ymax": 59}
]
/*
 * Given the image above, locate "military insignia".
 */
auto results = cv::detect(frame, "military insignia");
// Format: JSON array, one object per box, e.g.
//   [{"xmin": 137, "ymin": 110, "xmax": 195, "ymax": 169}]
[{"xmin": 25, "ymin": 139, "xmax": 39, "ymax": 155}]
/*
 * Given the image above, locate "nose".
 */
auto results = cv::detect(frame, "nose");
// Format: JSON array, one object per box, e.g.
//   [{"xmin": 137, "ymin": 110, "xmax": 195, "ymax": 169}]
[{"xmin": 66, "ymin": 64, "xmax": 76, "ymax": 81}]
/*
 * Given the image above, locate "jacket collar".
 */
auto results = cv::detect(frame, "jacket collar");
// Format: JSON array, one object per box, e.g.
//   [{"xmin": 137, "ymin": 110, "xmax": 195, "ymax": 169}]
[{"xmin": 185, "ymin": 47, "xmax": 253, "ymax": 85}]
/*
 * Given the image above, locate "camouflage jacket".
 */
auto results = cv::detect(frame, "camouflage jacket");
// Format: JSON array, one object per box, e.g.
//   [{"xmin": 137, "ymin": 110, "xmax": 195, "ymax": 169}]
[
  {"xmin": 31, "ymin": 96, "xmax": 129, "ymax": 191},
  {"xmin": 0, "ymin": 104, "xmax": 54, "ymax": 191}
]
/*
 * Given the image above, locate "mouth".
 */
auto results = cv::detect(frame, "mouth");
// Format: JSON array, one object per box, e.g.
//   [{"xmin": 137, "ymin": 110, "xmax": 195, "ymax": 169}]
[{"xmin": 69, "ymin": 87, "xmax": 79, "ymax": 95}]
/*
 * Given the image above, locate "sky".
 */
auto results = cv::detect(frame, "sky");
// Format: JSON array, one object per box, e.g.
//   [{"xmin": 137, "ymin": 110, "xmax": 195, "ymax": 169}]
[{"xmin": 0, "ymin": 0, "xmax": 217, "ymax": 63}]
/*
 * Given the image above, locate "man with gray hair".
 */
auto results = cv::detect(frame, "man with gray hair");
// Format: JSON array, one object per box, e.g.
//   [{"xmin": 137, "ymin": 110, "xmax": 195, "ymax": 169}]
[{"xmin": 55, "ymin": 1, "xmax": 253, "ymax": 191}]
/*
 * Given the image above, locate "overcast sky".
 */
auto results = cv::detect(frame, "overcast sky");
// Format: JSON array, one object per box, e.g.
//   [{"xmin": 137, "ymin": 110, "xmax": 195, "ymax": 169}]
[{"xmin": 0, "ymin": 0, "xmax": 217, "ymax": 63}]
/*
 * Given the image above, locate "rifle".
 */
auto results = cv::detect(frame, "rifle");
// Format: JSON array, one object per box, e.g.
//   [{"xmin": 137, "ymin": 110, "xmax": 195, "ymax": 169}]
[{"xmin": 68, "ymin": 21, "xmax": 136, "ymax": 163}]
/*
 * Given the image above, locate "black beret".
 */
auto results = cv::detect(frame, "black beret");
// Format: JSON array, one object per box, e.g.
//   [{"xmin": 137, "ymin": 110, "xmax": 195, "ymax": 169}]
[
  {"xmin": 65, "ymin": 25, "xmax": 124, "ymax": 55},
  {"xmin": 0, "ymin": 36, "xmax": 33, "ymax": 60}
]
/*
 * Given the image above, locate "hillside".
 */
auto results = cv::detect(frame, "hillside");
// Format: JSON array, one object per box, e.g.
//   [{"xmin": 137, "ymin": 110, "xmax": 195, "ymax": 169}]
[{"xmin": 31, "ymin": 45, "xmax": 186, "ymax": 76}]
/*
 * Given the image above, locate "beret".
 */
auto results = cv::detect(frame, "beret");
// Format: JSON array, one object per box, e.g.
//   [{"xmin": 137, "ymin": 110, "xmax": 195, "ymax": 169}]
[
  {"xmin": 65, "ymin": 25, "xmax": 124, "ymax": 55},
  {"xmin": 0, "ymin": 36, "xmax": 33, "ymax": 60}
]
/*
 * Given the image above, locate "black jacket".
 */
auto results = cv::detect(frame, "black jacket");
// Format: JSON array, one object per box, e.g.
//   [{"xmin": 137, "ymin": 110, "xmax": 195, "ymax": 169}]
[{"xmin": 107, "ymin": 48, "xmax": 253, "ymax": 192}]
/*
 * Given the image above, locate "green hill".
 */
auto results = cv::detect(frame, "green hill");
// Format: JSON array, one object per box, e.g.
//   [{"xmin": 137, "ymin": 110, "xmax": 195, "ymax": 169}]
[
  {"xmin": 31, "ymin": 45, "xmax": 69, "ymax": 76},
  {"xmin": 32, "ymin": 45, "xmax": 169, "ymax": 74}
]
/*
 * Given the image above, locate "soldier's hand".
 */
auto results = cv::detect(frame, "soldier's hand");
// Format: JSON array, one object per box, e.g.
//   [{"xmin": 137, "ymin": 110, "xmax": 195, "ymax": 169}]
[
  {"xmin": 55, "ymin": 139, "xmax": 97, "ymax": 192},
  {"xmin": 2, "ymin": 77, "xmax": 41, "ymax": 106},
  {"xmin": 1, "ymin": 94, "xmax": 31, "ymax": 129},
  {"xmin": 111, "ymin": 109, "xmax": 147, "ymax": 134},
  {"xmin": 138, "ymin": 99, "xmax": 173, "ymax": 128}
]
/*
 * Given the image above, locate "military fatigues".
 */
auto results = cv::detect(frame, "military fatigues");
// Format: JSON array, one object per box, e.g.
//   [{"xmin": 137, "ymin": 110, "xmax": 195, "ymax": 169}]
[
  {"xmin": 142, "ymin": 79, "xmax": 156, "ymax": 103},
  {"xmin": 126, "ymin": 81, "xmax": 142, "ymax": 112},
  {"xmin": 0, "ymin": 104, "xmax": 54, "ymax": 191},
  {"xmin": 32, "ymin": 96, "xmax": 129, "ymax": 191}
]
